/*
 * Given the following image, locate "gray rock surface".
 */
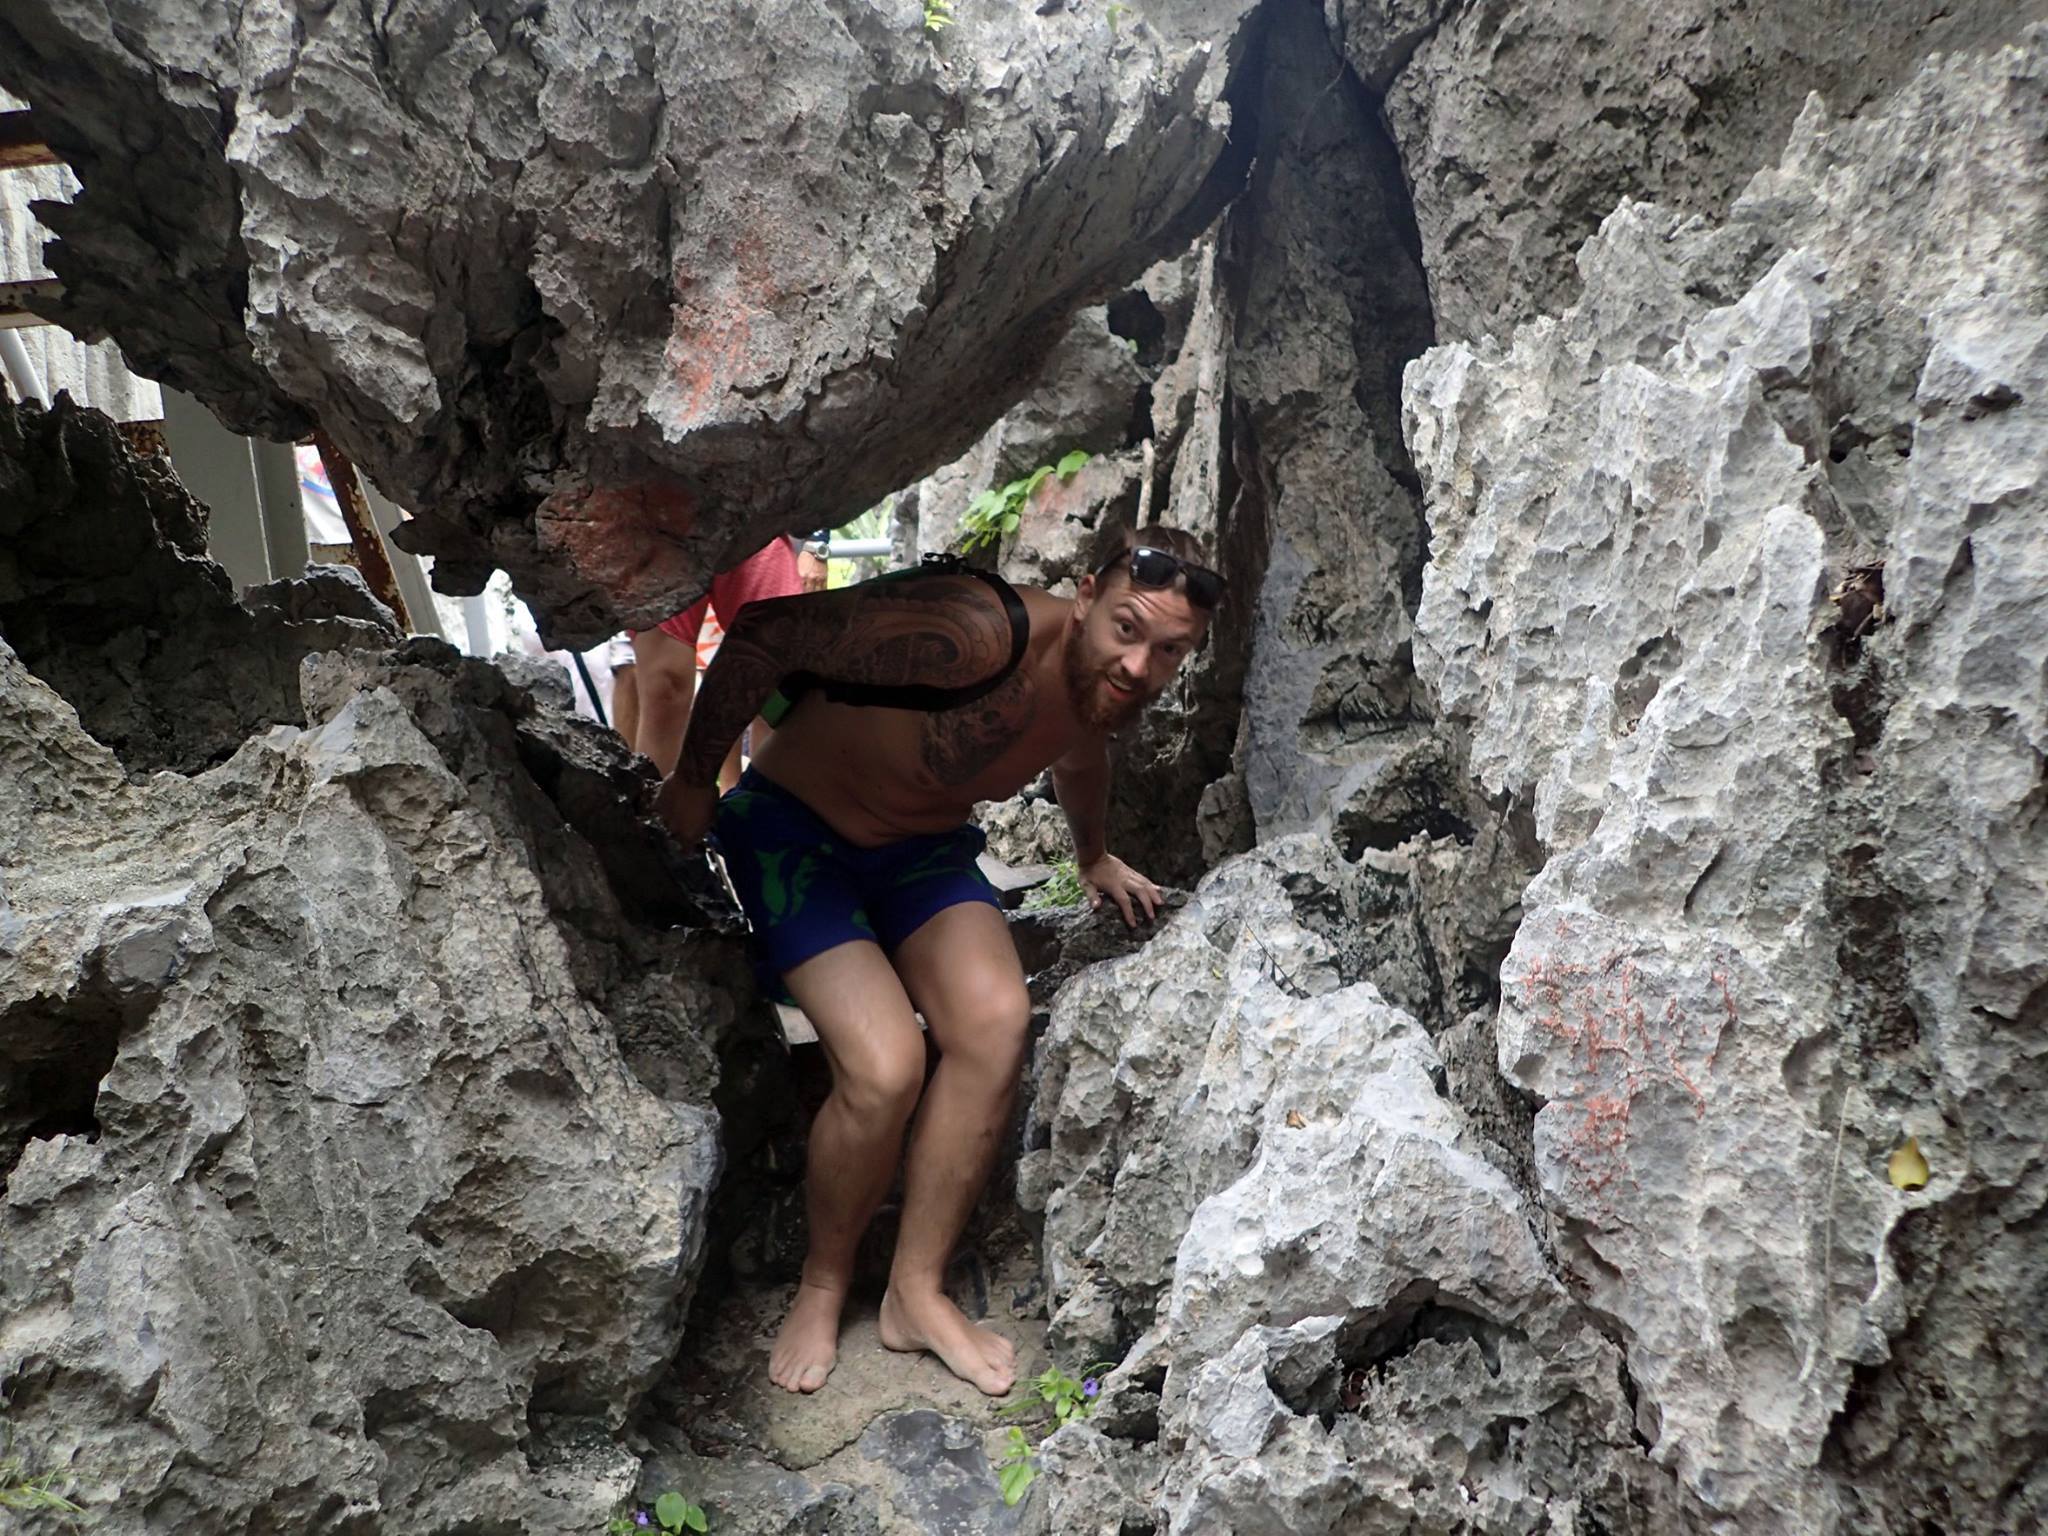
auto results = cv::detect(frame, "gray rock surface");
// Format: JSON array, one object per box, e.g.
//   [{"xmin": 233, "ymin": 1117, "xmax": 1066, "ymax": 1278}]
[
  {"xmin": 1023, "ymin": 835, "xmax": 1464, "ymax": 1364},
  {"xmin": 1214, "ymin": 0, "xmax": 1438, "ymax": 852},
  {"xmin": 1404, "ymin": 33, "xmax": 2048, "ymax": 1532},
  {"xmin": 0, "ymin": 397, "xmax": 398, "ymax": 775},
  {"xmin": 906, "ymin": 302, "xmax": 1149, "ymax": 584},
  {"xmin": 1023, "ymin": 836, "xmax": 1671, "ymax": 1534},
  {"xmin": 974, "ymin": 787, "xmax": 1073, "ymax": 873},
  {"xmin": 0, "ymin": 0, "xmax": 1263, "ymax": 643},
  {"xmin": 856, "ymin": 1411, "xmax": 1034, "ymax": 1535},
  {"xmin": 0, "ymin": 626, "xmax": 739, "ymax": 1532},
  {"xmin": 1378, "ymin": 0, "xmax": 2042, "ymax": 342}
]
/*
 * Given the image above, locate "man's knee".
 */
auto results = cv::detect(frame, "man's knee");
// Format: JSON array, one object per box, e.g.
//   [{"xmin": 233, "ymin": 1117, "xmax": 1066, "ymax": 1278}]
[
  {"xmin": 835, "ymin": 1040, "xmax": 927, "ymax": 1126},
  {"xmin": 948, "ymin": 985, "xmax": 1032, "ymax": 1077}
]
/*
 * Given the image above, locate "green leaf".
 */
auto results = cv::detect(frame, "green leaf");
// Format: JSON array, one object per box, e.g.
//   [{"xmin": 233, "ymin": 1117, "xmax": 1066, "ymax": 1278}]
[
  {"xmin": 655, "ymin": 1491, "xmax": 689, "ymax": 1531},
  {"xmin": 998, "ymin": 1459, "xmax": 1035, "ymax": 1506},
  {"xmin": 685, "ymin": 1504, "xmax": 709, "ymax": 1533},
  {"xmin": 1023, "ymin": 465, "xmax": 1054, "ymax": 496},
  {"xmin": 1056, "ymin": 449, "xmax": 1092, "ymax": 477}
]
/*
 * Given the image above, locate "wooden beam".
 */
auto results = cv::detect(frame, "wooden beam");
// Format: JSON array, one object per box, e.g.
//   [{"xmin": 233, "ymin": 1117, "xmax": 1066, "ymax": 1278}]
[
  {"xmin": 0, "ymin": 278, "xmax": 62, "ymax": 329},
  {"xmin": 0, "ymin": 112, "xmax": 60, "ymax": 172},
  {"xmin": 312, "ymin": 427, "xmax": 413, "ymax": 630}
]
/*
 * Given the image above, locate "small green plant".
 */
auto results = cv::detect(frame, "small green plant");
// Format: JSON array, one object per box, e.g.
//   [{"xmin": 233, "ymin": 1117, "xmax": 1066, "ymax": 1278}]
[
  {"xmin": 960, "ymin": 450, "xmax": 1092, "ymax": 554},
  {"xmin": 826, "ymin": 498, "xmax": 895, "ymax": 589},
  {"xmin": 923, "ymin": 0, "xmax": 955, "ymax": 31},
  {"xmin": 1, "ymin": 1418, "xmax": 84, "ymax": 1526},
  {"xmin": 1023, "ymin": 859, "xmax": 1088, "ymax": 911},
  {"xmin": 0, "ymin": 1439, "xmax": 84, "ymax": 1525},
  {"xmin": 0, "ymin": 1473, "xmax": 84, "ymax": 1517},
  {"xmin": 995, "ymin": 1424, "xmax": 1037, "ymax": 1507},
  {"xmin": 607, "ymin": 1490, "xmax": 708, "ymax": 1533},
  {"xmin": 1019, "ymin": 1361, "xmax": 1117, "ymax": 1428},
  {"xmin": 1106, "ymin": 2, "xmax": 1129, "ymax": 34},
  {"xmin": 992, "ymin": 1361, "xmax": 1117, "ymax": 1505}
]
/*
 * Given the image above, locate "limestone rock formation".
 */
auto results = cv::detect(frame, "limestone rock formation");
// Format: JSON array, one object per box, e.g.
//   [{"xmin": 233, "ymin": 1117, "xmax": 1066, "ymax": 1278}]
[
  {"xmin": 1023, "ymin": 837, "xmax": 1677, "ymax": 1534},
  {"xmin": 1014, "ymin": 22, "xmax": 2046, "ymax": 1536},
  {"xmin": 1375, "ymin": 0, "xmax": 2039, "ymax": 342},
  {"xmin": 0, "ymin": 397, "xmax": 399, "ymax": 775},
  {"xmin": 1404, "ymin": 34, "xmax": 2048, "ymax": 1532},
  {"xmin": 4, "ymin": 0, "xmax": 2047, "ymax": 1531},
  {"xmin": 0, "ymin": 0, "xmax": 1263, "ymax": 642},
  {"xmin": 0, "ymin": 423, "xmax": 747, "ymax": 1532}
]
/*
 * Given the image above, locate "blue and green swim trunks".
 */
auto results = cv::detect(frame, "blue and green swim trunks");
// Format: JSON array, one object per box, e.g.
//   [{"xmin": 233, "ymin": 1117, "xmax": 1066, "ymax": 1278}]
[{"xmin": 711, "ymin": 769, "xmax": 1002, "ymax": 1002}]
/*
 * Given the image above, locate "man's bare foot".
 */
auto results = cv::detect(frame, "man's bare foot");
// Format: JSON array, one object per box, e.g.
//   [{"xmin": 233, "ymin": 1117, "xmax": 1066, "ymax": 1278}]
[
  {"xmin": 769, "ymin": 1280, "xmax": 847, "ymax": 1393},
  {"xmin": 878, "ymin": 1284, "xmax": 1018, "ymax": 1396}
]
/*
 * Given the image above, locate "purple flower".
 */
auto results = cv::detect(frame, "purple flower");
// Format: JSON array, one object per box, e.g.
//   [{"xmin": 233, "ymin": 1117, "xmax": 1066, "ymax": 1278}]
[
  {"xmin": 635, "ymin": 1514, "xmax": 651, "ymax": 1527},
  {"xmin": 1082, "ymin": 1378, "xmax": 1100, "ymax": 1399}
]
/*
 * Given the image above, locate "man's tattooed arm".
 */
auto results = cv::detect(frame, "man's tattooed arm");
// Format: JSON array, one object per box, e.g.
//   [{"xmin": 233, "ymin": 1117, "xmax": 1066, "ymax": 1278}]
[
  {"xmin": 674, "ymin": 574, "xmax": 1015, "ymax": 787},
  {"xmin": 1050, "ymin": 737, "xmax": 1111, "ymax": 866}
]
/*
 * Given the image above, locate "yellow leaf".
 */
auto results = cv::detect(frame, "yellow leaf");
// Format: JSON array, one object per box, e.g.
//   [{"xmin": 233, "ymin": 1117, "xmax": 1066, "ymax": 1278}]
[
  {"xmin": 1285, "ymin": 1110, "xmax": 1306, "ymax": 1129},
  {"xmin": 1888, "ymin": 1136, "xmax": 1929, "ymax": 1190}
]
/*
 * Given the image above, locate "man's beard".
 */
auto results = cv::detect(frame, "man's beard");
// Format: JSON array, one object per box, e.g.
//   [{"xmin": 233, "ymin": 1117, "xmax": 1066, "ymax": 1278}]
[{"xmin": 1063, "ymin": 635, "xmax": 1153, "ymax": 730}]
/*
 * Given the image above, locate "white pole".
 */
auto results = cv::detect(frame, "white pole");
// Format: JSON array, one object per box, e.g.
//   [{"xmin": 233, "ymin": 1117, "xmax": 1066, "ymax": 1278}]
[
  {"xmin": 0, "ymin": 328, "xmax": 50, "ymax": 407},
  {"xmin": 461, "ymin": 593, "xmax": 495, "ymax": 657}
]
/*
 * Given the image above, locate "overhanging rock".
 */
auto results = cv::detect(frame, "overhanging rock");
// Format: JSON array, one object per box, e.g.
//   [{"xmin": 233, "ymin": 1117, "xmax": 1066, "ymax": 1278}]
[{"xmin": 0, "ymin": 1, "xmax": 1263, "ymax": 643}]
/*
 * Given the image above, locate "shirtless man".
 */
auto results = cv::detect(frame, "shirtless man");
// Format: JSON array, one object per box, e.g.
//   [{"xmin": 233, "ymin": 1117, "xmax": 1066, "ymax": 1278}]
[{"xmin": 656, "ymin": 526, "xmax": 1222, "ymax": 1396}]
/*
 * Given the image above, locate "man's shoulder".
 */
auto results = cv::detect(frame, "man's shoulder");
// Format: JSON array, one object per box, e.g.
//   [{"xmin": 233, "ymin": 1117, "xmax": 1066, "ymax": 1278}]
[{"xmin": 1017, "ymin": 583, "xmax": 1071, "ymax": 632}]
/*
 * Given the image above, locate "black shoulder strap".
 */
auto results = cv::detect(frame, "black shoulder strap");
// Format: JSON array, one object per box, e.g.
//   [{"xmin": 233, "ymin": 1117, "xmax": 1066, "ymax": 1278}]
[{"xmin": 780, "ymin": 555, "xmax": 1031, "ymax": 714}]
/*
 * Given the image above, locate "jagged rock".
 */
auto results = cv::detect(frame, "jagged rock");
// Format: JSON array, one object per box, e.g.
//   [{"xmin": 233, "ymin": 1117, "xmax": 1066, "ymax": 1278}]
[
  {"xmin": 1377, "ymin": 0, "xmax": 2037, "ymax": 343},
  {"xmin": 632, "ymin": 1434, "xmax": 881, "ymax": 1536},
  {"xmin": 975, "ymin": 787, "xmax": 1073, "ymax": 872},
  {"xmin": 1007, "ymin": 898, "xmax": 1179, "ymax": 1016},
  {"xmin": 901, "ymin": 296, "xmax": 1155, "ymax": 587},
  {"xmin": 299, "ymin": 639, "xmax": 742, "ymax": 936},
  {"xmin": 1024, "ymin": 836, "xmax": 1668, "ymax": 1533},
  {"xmin": 1149, "ymin": 234, "xmax": 1228, "ymax": 524},
  {"xmin": 1035, "ymin": 1424, "xmax": 1161, "ymax": 1536},
  {"xmin": 1404, "ymin": 34, "xmax": 2048, "ymax": 1531},
  {"xmin": 0, "ymin": 397, "xmax": 398, "ymax": 775},
  {"xmin": 1022, "ymin": 836, "xmax": 1448, "ymax": 1364},
  {"xmin": 993, "ymin": 450, "xmax": 1144, "ymax": 594},
  {"xmin": 0, "ymin": 1, "xmax": 1265, "ymax": 643},
  {"xmin": 0, "ymin": 626, "xmax": 737, "ymax": 1533},
  {"xmin": 984, "ymin": 309, "xmax": 1151, "ymax": 499},
  {"xmin": 1218, "ymin": 0, "xmax": 1436, "ymax": 848},
  {"xmin": 855, "ymin": 1411, "xmax": 1036, "ymax": 1535}
]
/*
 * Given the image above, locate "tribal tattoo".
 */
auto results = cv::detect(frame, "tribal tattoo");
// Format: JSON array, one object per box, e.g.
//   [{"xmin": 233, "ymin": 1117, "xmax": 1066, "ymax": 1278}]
[
  {"xmin": 919, "ymin": 668, "xmax": 1034, "ymax": 787},
  {"xmin": 676, "ymin": 574, "xmax": 1017, "ymax": 787}
]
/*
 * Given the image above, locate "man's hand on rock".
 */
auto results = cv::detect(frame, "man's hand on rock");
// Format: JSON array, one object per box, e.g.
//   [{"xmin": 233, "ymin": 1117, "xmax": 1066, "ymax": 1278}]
[
  {"xmin": 1079, "ymin": 854, "xmax": 1162, "ymax": 927},
  {"xmin": 656, "ymin": 775, "xmax": 719, "ymax": 848}
]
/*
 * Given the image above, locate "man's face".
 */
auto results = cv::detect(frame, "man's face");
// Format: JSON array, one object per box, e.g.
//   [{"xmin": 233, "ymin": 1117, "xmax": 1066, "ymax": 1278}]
[{"xmin": 1062, "ymin": 571, "xmax": 1210, "ymax": 730}]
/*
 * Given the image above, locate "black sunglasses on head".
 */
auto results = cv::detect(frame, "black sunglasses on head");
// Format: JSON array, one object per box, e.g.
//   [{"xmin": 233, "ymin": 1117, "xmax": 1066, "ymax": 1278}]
[{"xmin": 1095, "ymin": 545, "xmax": 1225, "ymax": 609}]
